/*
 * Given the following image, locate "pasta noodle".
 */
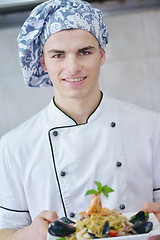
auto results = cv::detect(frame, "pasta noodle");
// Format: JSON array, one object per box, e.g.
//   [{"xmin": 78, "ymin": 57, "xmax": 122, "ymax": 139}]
[{"xmin": 66, "ymin": 208, "xmax": 133, "ymax": 239}]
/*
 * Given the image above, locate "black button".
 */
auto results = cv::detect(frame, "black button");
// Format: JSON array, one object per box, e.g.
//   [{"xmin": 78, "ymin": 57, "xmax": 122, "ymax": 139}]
[
  {"xmin": 53, "ymin": 131, "xmax": 58, "ymax": 136},
  {"xmin": 110, "ymin": 122, "xmax": 116, "ymax": 127},
  {"xmin": 120, "ymin": 204, "xmax": 125, "ymax": 210},
  {"xmin": 60, "ymin": 171, "xmax": 66, "ymax": 177},
  {"xmin": 116, "ymin": 161, "xmax": 122, "ymax": 167},
  {"xmin": 69, "ymin": 212, "xmax": 75, "ymax": 218}
]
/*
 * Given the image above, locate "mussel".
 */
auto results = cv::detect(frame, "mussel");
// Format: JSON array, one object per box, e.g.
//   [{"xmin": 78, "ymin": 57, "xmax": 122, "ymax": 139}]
[
  {"xmin": 87, "ymin": 220, "xmax": 110, "ymax": 239},
  {"xmin": 60, "ymin": 217, "xmax": 75, "ymax": 224},
  {"xmin": 102, "ymin": 220, "xmax": 110, "ymax": 237},
  {"xmin": 130, "ymin": 211, "xmax": 153, "ymax": 234},
  {"xmin": 48, "ymin": 220, "xmax": 76, "ymax": 237},
  {"xmin": 88, "ymin": 232, "xmax": 100, "ymax": 239},
  {"xmin": 130, "ymin": 211, "xmax": 149, "ymax": 225},
  {"xmin": 133, "ymin": 221, "xmax": 153, "ymax": 234}
]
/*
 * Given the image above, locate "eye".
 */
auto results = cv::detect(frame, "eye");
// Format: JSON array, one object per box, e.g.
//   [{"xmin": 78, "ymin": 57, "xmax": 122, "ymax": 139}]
[
  {"xmin": 79, "ymin": 50, "xmax": 91, "ymax": 56},
  {"xmin": 52, "ymin": 53, "xmax": 64, "ymax": 59}
]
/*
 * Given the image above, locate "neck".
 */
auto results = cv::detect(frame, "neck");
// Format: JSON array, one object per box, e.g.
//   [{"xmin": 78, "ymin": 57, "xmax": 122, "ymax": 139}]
[{"xmin": 54, "ymin": 91, "xmax": 102, "ymax": 124}]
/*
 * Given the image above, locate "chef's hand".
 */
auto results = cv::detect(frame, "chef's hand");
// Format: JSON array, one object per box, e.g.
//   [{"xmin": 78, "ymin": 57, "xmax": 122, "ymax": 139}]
[
  {"xmin": 142, "ymin": 202, "xmax": 160, "ymax": 240},
  {"xmin": 0, "ymin": 210, "xmax": 58, "ymax": 240},
  {"xmin": 10, "ymin": 210, "xmax": 58, "ymax": 240},
  {"xmin": 142, "ymin": 202, "xmax": 160, "ymax": 221},
  {"xmin": 27, "ymin": 210, "xmax": 58, "ymax": 240},
  {"xmin": 149, "ymin": 237, "xmax": 160, "ymax": 240}
]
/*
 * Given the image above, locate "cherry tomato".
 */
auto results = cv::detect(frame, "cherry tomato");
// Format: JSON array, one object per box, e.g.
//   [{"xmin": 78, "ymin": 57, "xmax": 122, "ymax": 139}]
[{"xmin": 109, "ymin": 230, "xmax": 118, "ymax": 237}]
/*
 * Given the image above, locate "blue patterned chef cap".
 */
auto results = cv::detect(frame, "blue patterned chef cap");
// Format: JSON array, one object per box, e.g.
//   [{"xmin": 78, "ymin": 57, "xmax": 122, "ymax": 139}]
[{"xmin": 17, "ymin": 0, "xmax": 109, "ymax": 87}]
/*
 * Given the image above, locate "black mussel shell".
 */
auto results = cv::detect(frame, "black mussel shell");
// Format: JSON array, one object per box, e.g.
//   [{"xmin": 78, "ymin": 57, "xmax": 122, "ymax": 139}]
[
  {"xmin": 130, "ymin": 211, "xmax": 149, "ymax": 225},
  {"xmin": 60, "ymin": 217, "xmax": 75, "ymax": 224},
  {"xmin": 48, "ymin": 220, "xmax": 76, "ymax": 237},
  {"xmin": 133, "ymin": 221, "xmax": 153, "ymax": 234},
  {"xmin": 87, "ymin": 221, "xmax": 110, "ymax": 239},
  {"xmin": 102, "ymin": 220, "xmax": 110, "ymax": 237},
  {"xmin": 88, "ymin": 232, "xmax": 100, "ymax": 239}
]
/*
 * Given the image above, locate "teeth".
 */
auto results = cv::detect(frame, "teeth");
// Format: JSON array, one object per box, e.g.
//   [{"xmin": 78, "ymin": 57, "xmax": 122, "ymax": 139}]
[{"xmin": 65, "ymin": 78, "xmax": 84, "ymax": 82}]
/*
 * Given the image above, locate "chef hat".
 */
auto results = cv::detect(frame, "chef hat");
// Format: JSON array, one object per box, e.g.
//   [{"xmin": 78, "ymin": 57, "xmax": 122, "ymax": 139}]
[{"xmin": 17, "ymin": 0, "xmax": 108, "ymax": 87}]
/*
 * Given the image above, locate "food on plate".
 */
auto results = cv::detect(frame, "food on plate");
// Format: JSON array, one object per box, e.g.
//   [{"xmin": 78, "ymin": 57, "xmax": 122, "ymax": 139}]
[
  {"xmin": 48, "ymin": 182, "xmax": 153, "ymax": 239},
  {"xmin": 48, "ymin": 220, "xmax": 76, "ymax": 237}
]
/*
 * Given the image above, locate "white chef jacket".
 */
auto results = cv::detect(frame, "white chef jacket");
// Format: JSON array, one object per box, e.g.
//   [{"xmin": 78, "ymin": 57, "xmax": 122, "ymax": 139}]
[{"xmin": 0, "ymin": 94, "xmax": 160, "ymax": 229}]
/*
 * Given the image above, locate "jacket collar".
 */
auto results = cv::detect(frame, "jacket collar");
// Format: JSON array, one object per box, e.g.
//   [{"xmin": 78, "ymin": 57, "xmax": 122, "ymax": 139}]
[{"xmin": 45, "ymin": 92, "xmax": 114, "ymax": 128}]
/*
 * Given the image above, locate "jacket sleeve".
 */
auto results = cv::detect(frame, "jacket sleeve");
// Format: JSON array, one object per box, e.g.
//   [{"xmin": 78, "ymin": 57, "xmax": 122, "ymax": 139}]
[
  {"xmin": 0, "ymin": 135, "xmax": 32, "ymax": 229},
  {"xmin": 153, "ymin": 112, "xmax": 160, "ymax": 202}
]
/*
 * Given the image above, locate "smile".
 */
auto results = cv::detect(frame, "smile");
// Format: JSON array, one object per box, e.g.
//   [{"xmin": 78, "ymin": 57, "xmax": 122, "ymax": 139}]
[{"xmin": 63, "ymin": 77, "xmax": 84, "ymax": 82}]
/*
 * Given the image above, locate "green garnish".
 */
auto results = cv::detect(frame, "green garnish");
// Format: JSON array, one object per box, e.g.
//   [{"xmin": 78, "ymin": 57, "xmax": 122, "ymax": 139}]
[
  {"xmin": 85, "ymin": 181, "xmax": 114, "ymax": 198},
  {"xmin": 145, "ymin": 212, "xmax": 149, "ymax": 218}
]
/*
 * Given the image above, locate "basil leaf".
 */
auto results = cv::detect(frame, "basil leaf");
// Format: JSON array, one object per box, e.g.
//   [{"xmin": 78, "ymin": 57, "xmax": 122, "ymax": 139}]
[
  {"xmin": 85, "ymin": 189, "xmax": 98, "ymax": 195},
  {"xmin": 94, "ymin": 181, "xmax": 102, "ymax": 192}
]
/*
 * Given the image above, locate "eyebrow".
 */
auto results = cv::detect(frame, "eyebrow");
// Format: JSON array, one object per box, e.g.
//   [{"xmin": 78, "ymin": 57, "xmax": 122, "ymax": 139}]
[
  {"xmin": 48, "ymin": 49, "xmax": 65, "ymax": 54},
  {"xmin": 48, "ymin": 46, "xmax": 96, "ymax": 54},
  {"xmin": 79, "ymin": 46, "xmax": 96, "ymax": 51}
]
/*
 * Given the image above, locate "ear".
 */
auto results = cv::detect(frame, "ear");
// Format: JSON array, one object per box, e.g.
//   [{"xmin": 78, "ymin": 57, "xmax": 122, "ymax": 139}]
[
  {"xmin": 100, "ymin": 48, "xmax": 106, "ymax": 66},
  {"xmin": 40, "ymin": 54, "xmax": 47, "ymax": 72}
]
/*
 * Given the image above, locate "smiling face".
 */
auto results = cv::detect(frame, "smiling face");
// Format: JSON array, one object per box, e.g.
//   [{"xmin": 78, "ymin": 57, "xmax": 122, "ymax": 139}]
[{"xmin": 41, "ymin": 29, "xmax": 106, "ymax": 106}]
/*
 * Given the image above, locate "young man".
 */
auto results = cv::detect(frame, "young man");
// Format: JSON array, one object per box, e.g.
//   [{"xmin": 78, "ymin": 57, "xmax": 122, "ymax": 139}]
[{"xmin": 0, "ymin": 0, "xmax": 160, "ymax": 239}]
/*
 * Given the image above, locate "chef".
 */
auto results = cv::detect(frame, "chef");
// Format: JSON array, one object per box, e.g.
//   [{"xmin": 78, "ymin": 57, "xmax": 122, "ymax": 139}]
[{"xmin": 0, "ymin": 0, "xmax": 160, "ymax": 239}]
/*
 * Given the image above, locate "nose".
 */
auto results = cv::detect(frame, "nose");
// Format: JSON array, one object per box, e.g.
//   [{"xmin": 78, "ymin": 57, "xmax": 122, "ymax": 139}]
[{"xmin": 64, "ymin": 55, "xmax": 82, "ymax": 75}]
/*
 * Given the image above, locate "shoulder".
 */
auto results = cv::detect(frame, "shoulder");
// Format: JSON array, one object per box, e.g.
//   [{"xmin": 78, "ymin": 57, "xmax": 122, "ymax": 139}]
[
  {"xmin": 102, "ymin": 95, "xmax": 160, "ymax": 136},
  {"xmin": 0, "ymin": 103, "xmax": 50, "ymax": 147},
  {"xmin": 107, "ymin": 96, "xmax": 160, "ymax": 120}
]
